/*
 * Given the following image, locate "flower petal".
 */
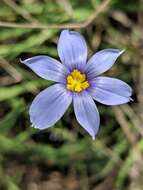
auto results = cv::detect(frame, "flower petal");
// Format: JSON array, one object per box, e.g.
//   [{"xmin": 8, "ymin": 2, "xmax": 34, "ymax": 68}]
[
  {"xmin": 73, "ymin": 92, "xmax": 100, "ymax": 139},
  {"xmin": 89, "ymin": 77, "xmax": 132, "ymax": 105},
  {"xmin": 58, "ymin": 30, "xmax": 87, "ymax": 71},
  {"xmin": 86, "ymin": 49, "xmax": 124, "ymax": 79},
  {"xmin": 21, "ymin": 55, "xmax": 69, "ymax": 83},
  {"xmin": 29, "ymin": 84, "xmax": 72, "ymax": 129}
]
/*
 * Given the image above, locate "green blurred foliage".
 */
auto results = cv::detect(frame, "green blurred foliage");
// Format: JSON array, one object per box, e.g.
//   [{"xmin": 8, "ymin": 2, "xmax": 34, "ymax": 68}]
[{"xmin": 0, "ymin": 0, "xmax": 143, "ymax": 189}]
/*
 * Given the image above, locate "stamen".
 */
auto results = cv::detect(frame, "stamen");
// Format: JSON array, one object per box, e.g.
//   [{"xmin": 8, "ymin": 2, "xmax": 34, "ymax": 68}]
[{"xmin": 66, "ymin": 69, "xmax": 89, "ymax": 92}]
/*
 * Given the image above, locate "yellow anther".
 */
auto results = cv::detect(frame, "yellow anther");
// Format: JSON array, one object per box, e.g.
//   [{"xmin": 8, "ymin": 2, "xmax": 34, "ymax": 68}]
[
  {"xmin": 67, "ymin": 75, "xmax": 74, "ymax": 84},
  {"xmin": 66, "ymin": 69, "xmax": 90, "ymax": 92}
]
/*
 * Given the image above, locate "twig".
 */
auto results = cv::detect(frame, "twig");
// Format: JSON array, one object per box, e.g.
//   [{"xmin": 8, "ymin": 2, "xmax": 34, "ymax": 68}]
[
  {"xmin": 2, "ymin": 0, "xmax": 39, "ymax": 23},
  {"xmin": 0, "ymin": 0, "xmax": 111, "ymax": 29},
  {"xmin": 0, "ymin": 57, "xmax": 22, "ymax": 82},
  {"xmin": 113, "ymin": 107, "xmax": 137, "ymax": 146},
  {"xmin": 56, "ymin": 0, "xmax": 74, "ymax": 16},
  {"xmin": 121, "ymin": 105, "xmax": 143, "ymax": 137},
  {"xmin": 0, "ymin": 76, "xmax": 17, "ymax": 86},
  {"xmin": 137, "ymin": 58, "xmax": 143, "ymax": 104},
  {"xmin": 137, "ymin": 0, "xmax": 143, "ymax": 104}
]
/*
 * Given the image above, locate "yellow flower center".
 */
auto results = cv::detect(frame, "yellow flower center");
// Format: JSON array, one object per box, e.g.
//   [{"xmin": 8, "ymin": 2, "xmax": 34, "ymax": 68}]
[{"xmin": 66, "ymin": 69, "xmax": 90, "ymax": 92}]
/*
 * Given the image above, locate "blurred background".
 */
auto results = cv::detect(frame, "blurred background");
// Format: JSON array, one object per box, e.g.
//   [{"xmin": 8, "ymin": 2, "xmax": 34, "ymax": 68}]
[{"xmin": 0, "ymin": 0, "xmax": 143, "ymax": 189}]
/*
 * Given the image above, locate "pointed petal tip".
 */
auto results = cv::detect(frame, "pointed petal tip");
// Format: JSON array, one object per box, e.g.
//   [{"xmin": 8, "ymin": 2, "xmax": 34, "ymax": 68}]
[
  {"xmin": 19, "ymin": 58, "xmax": 24, "ymax": 63},
  {"xmin": 20, "ymin": 57, "xmax": 30, "ymax": 65},
  {"xmin": 30, "ymin": 121, "xmax": 49, "ymax": 130},
  {"xmin": 92, "ymin": 135, "xmax": 96, "ymax": 140},
  {"xmin": 31, "ymin": 122, "xmax": 39, "ymax": 129},
  {"xmin": 120, "ymin": 49, "xmax": 125, "ymax": 55},
  {"xmin": 20, "ymin": 57, "xmax": 34, "ymax": 64},
  {"xmin": 130, "ymin": 97, "xmax": 134, "ymax": 102},
  {"xmin": 31, "ymin": 123, "xmax": 37, "ymax": 128},
  {"xmin": 61, "ymin": 29, "xmax": 69, "ymax": 33},
  {"xmin": 30, "ymin": 115, "xmax": 49, "ymax": 130}
]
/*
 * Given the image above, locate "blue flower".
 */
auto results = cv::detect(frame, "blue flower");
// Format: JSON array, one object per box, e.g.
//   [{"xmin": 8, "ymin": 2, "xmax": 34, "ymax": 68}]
[{"xmin": 22, "ymin": 30, "xmax": 132, "ymax": 139}]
